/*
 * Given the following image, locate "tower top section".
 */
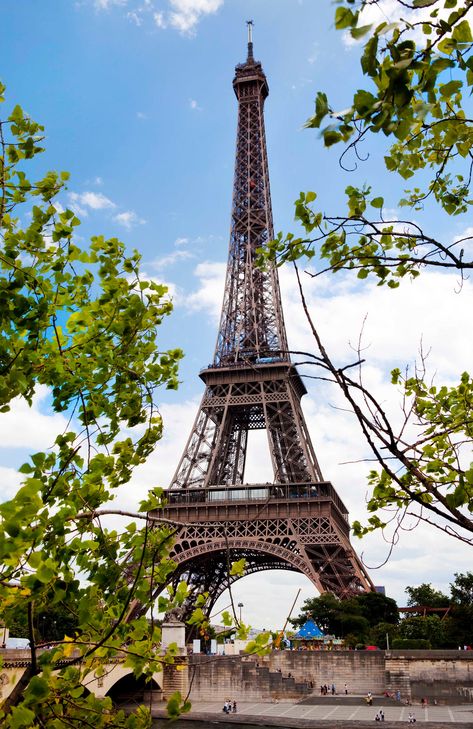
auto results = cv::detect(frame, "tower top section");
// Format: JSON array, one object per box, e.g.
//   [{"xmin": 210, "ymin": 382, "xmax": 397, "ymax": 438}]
[
  {"xmin": 247, "ymin": 19, "xmax": 254, "ymax": 61},
  {"xmin": 233, "ymin": 21, "xmax": 269, "ymax": 100}
]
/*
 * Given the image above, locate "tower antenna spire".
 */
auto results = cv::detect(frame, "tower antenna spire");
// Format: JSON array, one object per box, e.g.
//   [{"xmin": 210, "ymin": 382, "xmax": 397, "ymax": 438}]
[{"xmin": 246, "ymin": 19, "xmax": 254, "ymax": 61}]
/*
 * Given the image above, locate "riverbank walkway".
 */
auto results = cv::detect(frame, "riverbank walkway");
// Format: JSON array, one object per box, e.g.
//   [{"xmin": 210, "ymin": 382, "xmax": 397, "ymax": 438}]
[{"xmin": 152, "ymin": 697, "xmax": 473, "ymax": 726}]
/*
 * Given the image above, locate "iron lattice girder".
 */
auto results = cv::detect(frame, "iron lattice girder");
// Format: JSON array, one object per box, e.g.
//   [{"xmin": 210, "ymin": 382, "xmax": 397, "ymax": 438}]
[
  {"xmin": 215, "ymin": 58, "xmax": 287, "ymax": 365},
  {"xmin": 158, "ymin": 42, "xmax": 374, "ymax": 618},
  {"xmin": 158, "ymin": 486, "xmax": 372, "ymax": 612},
  {"xmin": 170, "ymin": 361, "xmax": 323, "ymax": 489}
]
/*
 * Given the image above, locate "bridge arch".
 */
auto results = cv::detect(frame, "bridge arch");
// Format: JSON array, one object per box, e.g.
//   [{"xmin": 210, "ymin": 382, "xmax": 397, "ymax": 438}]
[{"xmin": 105, "ymin": 671, "xmax": 162, "ymax": 705}]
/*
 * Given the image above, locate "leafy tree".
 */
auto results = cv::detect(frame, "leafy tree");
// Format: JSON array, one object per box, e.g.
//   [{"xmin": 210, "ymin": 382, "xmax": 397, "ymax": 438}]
[
  {"xmin": 398, "ymin": 615, "xmax": 448, "ymax": 647},
  {"xmin": 355, "ymin": 591, "xmax": 399, "ymax": 625},
  {"xmin": 0, "ymin": 83, "xmax": 198, "ymax": 727},
  {"xmin": 446, "ymin": 572, "xmax": 473, "ymax": 646},
  {"xmin": 261, "ymin": 0, "xmax": 473, "ymax": 546},
  {"xmin": 367, "ymin": 621, "xmax": 400, "ymax": 649},
  {"xmin": 2, "ymin": 598, "xmax": 79, "ymax": 643},
  {"xmin": 291, "ymin": 592, "xmax": 342, "ymax": 634},
  {"xmin": 450, "ymin": 571, "xmax": 473, "ymax": 604},
  {"xmin": 291, "ymin": 591, "xmax": 397, "ymax": 642},
  {"xmin": 405, "ymin": 583, "xmax": 450, "ymax": 608}
]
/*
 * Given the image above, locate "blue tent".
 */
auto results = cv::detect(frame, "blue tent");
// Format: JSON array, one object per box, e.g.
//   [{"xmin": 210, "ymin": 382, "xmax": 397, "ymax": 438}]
[{"xmin": 293, "ymin": 620, "xmax": 324, "ymax": 639}]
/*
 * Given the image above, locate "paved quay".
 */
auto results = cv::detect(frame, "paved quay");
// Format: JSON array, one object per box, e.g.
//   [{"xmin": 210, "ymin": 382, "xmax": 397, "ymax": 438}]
[{"xmin": 152, "ymin": 699, "xmax": 473, "ymax": 727}]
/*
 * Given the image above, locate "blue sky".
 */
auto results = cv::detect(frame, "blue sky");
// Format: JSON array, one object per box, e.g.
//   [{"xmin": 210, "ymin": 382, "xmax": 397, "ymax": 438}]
[{"xmin": 1, "ymin": 0, "xmax": 472, "ymax": 630}]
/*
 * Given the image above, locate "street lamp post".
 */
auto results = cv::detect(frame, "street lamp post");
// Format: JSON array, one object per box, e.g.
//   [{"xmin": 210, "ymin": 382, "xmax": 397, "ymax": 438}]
[{"xmin": 238, "ymin": 602, "xmax": 244, "ymax": 624}]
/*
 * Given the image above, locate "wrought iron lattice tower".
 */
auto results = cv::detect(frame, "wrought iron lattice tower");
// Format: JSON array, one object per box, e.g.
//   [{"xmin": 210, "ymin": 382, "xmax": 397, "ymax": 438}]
[{"xmin": 156, "ymin": 26, "xmax": 373, "ymax": 614}]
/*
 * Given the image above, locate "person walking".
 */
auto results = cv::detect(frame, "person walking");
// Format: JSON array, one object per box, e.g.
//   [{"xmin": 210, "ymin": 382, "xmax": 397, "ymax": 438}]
[{"xmin": 344, "ymin": 683, "xmax": 348, "ymax": 695}]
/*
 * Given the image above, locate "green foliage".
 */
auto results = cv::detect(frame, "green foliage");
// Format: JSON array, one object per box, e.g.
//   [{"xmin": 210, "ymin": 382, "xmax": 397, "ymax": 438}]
[
  {"xmin": 2, "ymin": 597, "xmax": 79, "ymax": 642},
  {"xmin": 293, "ymin": 574, "xmax": 473, "ymax": 649},
  {"xmin": 391, "ymin": 638, "xmax": 432, "ymax": 649},
  {"xmin": 367, "ymin": 621, "xmax": 400, "ymax": 649},
  {"xmin": 355, "ymin": 591, "xmax": 399, "ymax": 625},
  {"xmin": 0, "ymin": 85, "xmax": 188, "ymax": 726},
  {"xmin": 352, "ymin": 371, "xmax": 473, "ymax": 538},
  {"xmin": 405, "ymin": 583, "xmax": 450, "ymax": 608},
  {"xmin": 291, "ymin": 591, "xmax": 398, "ymax": 644},
  {"xmin": 398, "ymin": 615, "xmax": 447, "ymax": 646},
  {"xmin": 450, "ymin": 571, "xmax": 473, "ymax": 604},
  {"xmin": 260, "ymin": 0, "xmax": 473, "ymax": 298}
]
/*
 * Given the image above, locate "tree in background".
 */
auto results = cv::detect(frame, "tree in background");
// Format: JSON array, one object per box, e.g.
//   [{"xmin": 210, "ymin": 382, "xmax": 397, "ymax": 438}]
[
  {"xmin": 292, "ymin": 575, "xmax": 473, "ymax": 648},
  {"xmin": 0, "ymin": 83, "xmax": 198, "ymax": 727},
  {"xmin": 447, "ymin": 572, "xmax": 473, "ymax": 647},
  {"xmin": 291, "ymin": 591, "xmax": 398, "ymax": 646},
  {"xmin": 262, "ymin": 0, "xmax": 473, "ymax": 547},
  {"xmin": 405, "ymin": 583, "xmax": 450, "ymax": 608}
]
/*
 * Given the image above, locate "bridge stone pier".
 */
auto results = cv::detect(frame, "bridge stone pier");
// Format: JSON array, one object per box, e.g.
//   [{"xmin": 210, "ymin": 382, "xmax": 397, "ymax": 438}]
[{"xmin": 0, "ymin": 621, "xmax": 191, "ymax": 706}]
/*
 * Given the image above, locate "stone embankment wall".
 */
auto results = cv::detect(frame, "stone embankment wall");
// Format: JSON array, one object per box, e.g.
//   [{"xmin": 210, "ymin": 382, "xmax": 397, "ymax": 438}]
[
  {"xmin": 188, "ymin": 651, "xmax": 473, "ymax": 704},
  {"xmin": 385, "ymin": 651, "xmax": 473, "ymax": 703}
]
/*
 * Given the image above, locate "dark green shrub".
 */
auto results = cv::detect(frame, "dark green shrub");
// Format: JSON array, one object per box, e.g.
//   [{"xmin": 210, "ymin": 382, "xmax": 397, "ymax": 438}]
[{"xmin": 392, "ymin": 638, "xmax": 431, "ymax": 649}]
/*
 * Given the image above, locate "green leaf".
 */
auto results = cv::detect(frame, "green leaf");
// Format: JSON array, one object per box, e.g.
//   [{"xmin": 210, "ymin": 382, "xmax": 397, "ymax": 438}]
[
  {"xmin": 439, "ymin": 80, "xmax": 462, "ymax": 97},
  {"xmin": 26, "ymin": 675, "xmax": 50, "ymax": 702},
  {"xmin": 9, "ymin": 706, "xmax": 36, "ymax": 728},
  {"xmin": 351, "ymin": 24, "xmax": 372, "ymax": 40},
  {"xmin": 323, "ymin": 130, "xmax": 342, "ymax": 147},
  {"xmin": 230, "ymin": 558, "xmax": 246, "ymax": 576},
  {"xmin": 371, "ymin": 197, "xmax": 384, "ymax": 209},
  {"xmin": 335, "ymin": 7, "xmax": 357, "ymax": 29},
  {"xmin": 452, "ymin": 19, "xmax": 473, "ymax": 42}
]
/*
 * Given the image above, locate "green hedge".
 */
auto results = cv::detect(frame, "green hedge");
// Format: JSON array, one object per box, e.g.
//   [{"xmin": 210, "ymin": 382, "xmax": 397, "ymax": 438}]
[{"xmin": 391, "ymin": 638, "xmax": 431, "ymax": 649}]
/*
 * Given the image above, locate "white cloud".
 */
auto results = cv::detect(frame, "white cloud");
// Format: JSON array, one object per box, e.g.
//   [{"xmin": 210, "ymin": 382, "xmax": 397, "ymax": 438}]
[
  {"xmin": 127, "ymin": 9, "xmax": 142, "ymax": 25},
  {"xmin": 454, "ymin": 225, "xmax": 473, "ymax": 250},
  {"xmin": 52, "ymin": 200, "xmax": 65, "ymax": 215},
  {"xmin": 0, "ymin": 467, "xmax": 24, "ymax": 502},
  {"xmin": 154, "ymin": 11, "xmax": 167, "ymax": 28},
  {"xmin": 69, "ymin": 190, "xmax": 116, "ymax": 216},
  {"xmin": 136, "ymin": 111, "xmax": 148, "ymax": 119},
  {"xmin": 0, "ymin": 386, "xmax": 69, "ymax": 451},
  {"xmin": 113, "ymin": 210, "xmax": 146, "ymax": 229},
  {"xmin": 92, "ymin": 0, "xmax": 222, "ymax": 34},
  {"xmin": 152, "ymin": 249, "xmax": 194, "ymax": 269},
  {"xmin": 343, "ymin": 0, "xmax": 451, "ymax": 48},
  {"xmin": 175, "ymin": 236, "xmax": 190, "ymax": 246},
  {"xmin": 189, "ymin": 98, "xmax": 202, "ymax": 111},
  {"xmin": 184, "ymin": 260, "xmax": 226, "ymax": 319},
  {"xmin": 168, "ymin": 0, "xmax": 223, "ymax": 35},
  {"xmin": 94, "ymin": 0, "xmax": 127, "ymax": 9}
]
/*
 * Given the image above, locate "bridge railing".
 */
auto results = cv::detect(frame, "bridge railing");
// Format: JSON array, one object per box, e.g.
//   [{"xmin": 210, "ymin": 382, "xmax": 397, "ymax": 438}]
[{"xmin": 165, "ymin": 482, "xmax": 349, "ymax": 521}]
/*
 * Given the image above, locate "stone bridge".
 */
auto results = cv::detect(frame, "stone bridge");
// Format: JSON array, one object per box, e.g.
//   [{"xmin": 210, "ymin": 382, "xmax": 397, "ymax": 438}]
[{"xmin": 0, "ymin": 620, "xmax": 186, "ymax": 707}]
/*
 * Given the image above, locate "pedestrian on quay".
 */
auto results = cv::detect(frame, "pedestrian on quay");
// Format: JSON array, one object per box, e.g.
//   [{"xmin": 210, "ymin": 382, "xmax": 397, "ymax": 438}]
[
  {"xmin": 331, "ymin": 683, "xmax": 336, "ymax": 695},
  {"xmin": 407, "ymin": 711, "xmax": 416, "ymax": 723},
  {"xmin": 344, "ymin": 683, "xmax": 348, "ymax": 695},
  {"xmin": 379, "ymin": 709, "xmax": 385, "ymax": 721},
  {"xmin": 232, "ymin": 701, "xmax": 237, "ymax": 713},
  {"xmin": 366, "ymin": 691, "xmax": 373, "ymax": 706}
]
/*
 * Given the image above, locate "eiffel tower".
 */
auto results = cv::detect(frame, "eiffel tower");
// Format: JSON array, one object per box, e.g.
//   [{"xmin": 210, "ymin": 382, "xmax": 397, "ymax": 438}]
[{"xmin": 157, "ymin": 24, "xmax": 373, "ymax": 616}]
